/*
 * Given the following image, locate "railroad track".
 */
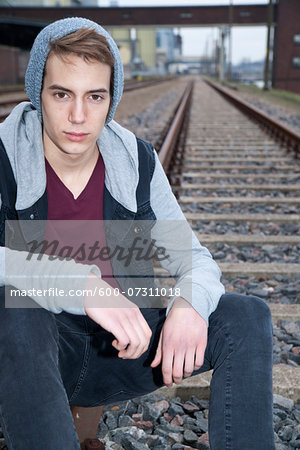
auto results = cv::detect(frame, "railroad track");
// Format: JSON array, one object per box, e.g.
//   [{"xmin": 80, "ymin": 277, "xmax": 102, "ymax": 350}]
[
  {"xmin": 173, "ymin": 80, "xmax": 300, "ymax": 278},
  {"xmin": 156, "ymin": 77, "xmax": 300, "ymax": 402}
]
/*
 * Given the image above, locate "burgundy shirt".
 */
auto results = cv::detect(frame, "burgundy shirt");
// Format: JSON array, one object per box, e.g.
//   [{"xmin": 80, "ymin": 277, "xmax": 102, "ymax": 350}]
[{"xmin": 44, "ymin": 155, "xmax": 120, "ymax": 289}]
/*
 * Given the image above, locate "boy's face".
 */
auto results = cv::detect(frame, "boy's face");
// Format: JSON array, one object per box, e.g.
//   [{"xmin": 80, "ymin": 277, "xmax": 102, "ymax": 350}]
[{"xmin": 41, "ymin": 52, "xmax": 111, "ymax": 160}]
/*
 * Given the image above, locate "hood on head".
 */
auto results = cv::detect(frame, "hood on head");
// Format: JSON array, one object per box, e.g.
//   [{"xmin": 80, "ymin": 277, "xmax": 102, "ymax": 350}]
[{"xmin": 25, "ymin": 17, "xmax": 124, "ymax": 124}]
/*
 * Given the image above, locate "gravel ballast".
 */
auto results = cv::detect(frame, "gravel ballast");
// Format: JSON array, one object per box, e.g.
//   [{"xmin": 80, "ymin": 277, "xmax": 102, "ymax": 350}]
[
  {"xmin": 0, "ymin": 390, "xmax": 299, "ymax": 449},
  {"xmin": 93, "ymin": 391, "xmax": 300, "ymax": 450}
]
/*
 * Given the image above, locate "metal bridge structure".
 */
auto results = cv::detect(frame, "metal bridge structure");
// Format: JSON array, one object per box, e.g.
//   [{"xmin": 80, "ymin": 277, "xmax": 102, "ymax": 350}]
[{"xmin": 0, "ymin": 0, "xmax": 299, "ymax": 93}]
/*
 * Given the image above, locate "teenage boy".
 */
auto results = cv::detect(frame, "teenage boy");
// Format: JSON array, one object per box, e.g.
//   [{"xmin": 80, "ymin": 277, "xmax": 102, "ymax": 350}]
[{"xmin": 0, "ymin": 17, "xmax": 275, "ymax": 450}]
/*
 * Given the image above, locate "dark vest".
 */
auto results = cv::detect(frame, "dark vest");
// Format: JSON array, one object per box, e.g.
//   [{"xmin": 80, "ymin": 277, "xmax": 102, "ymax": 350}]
[{"xmin": 0, "ymin": 137, "xmax": 159, "ymax": 308}]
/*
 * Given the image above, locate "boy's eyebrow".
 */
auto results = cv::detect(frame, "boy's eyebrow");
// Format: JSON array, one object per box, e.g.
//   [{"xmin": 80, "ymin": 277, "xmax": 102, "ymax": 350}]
[{"xmin": 47, "ymin": 84, "xmax": 109, "ymax": 94}]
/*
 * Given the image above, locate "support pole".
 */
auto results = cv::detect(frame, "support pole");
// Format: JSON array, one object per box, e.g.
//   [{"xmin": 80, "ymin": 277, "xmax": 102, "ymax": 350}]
[
  {"xmin": 219, "ymin": 26, "xmax": 225, "ymax": 83},
  {"xmin": 263, "ymin": 0, "xmax": 274, "ymax": 90},
  {"xmin": 227, "ymin": 0, "xmax": 233, "ymax": 81}
]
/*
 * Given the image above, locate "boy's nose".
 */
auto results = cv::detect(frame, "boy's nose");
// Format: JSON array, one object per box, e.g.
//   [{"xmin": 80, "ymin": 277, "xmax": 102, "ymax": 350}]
[{"xmin": 69, "ymin": 100, "xmax": 85, "ymax": 124}]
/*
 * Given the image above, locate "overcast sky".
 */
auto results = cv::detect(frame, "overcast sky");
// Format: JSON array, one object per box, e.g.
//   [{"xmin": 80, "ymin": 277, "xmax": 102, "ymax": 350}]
[{"xmin": 99, "ymin": 0, "xmax": 269, "ymax": 64}]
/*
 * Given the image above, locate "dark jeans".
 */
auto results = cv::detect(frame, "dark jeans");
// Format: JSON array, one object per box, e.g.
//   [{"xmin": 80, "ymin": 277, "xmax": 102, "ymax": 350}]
[{"xmin": 0, "ymin": 287, "xmax": 275, "ymax": 450}]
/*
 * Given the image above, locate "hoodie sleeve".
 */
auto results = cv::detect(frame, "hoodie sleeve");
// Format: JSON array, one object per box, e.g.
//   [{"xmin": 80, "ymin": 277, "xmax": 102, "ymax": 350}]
[
  {"xmin": 0, "ymin": 246, "xmax": 101, "ymax": 315},
  {"xmin": 150, "ymin": 150, "xmax": 225, "ymax": 325}
]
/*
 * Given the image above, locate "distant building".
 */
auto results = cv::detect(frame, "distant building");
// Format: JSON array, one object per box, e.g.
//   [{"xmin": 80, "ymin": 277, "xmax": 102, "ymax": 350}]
[
  {"xmin": 108, "ymin": 27, "xmax": 132, "ymax": 79},
  {"xmin": 232, "ymin": 59, "xmax": 265, "ymax": 85},
  {"xmin": 108, "ymin": 27, "xmax": 182, "ymax": 77},
  {"xmin": 156, "ymin": 29, "xmax": 174, "ymax": 62},
  {"xmin": 156, "ymin": 28, "xmax": 182, "ymax": 74}
]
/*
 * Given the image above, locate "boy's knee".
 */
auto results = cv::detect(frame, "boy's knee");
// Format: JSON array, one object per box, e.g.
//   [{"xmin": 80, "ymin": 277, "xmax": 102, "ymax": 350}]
[
  {"xmin": 214, "ymin": 293, "xmax": 272, "ymax": 336},
  {"xmin": 245, "ymin": 294, "xmax": 272, "ymax": 322}
]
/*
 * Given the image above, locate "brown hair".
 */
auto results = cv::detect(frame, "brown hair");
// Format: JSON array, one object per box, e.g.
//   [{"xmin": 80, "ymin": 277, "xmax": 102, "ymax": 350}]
[{"xmin": 47, "ymin": 28, "xmax": 115, "ymax": 114}]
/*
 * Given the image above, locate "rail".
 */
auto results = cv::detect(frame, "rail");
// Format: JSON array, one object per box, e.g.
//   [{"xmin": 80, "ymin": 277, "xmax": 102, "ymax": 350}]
[
  {"xmin": 205, "ymin": 78, "xmax": 300, "ymax": 158},
  {"xmin": 124, "ymin": 76, "xmax": 175, "ymax": 91},
  {"xmin": 158, "ymin": 80, "xmax": 194, "ymax": 174}
]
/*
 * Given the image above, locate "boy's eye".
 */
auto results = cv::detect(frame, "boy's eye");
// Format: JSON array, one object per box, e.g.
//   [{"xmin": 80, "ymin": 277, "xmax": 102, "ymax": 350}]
[
  {"xmin": 55, "ymin": 92, "xmax": 68, "ymax": 99},
  {"xmin": 90, "ymin": 94, "xmax": 102, "ymax": 102}
]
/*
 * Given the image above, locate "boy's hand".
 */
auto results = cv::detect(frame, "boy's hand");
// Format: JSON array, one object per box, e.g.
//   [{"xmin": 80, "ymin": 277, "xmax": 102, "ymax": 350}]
[
  {"xmin": 84, "ymin": 274, "xmax": 152, "ymax": 359},
  {"xmin": 151, "ymin": 297, "xmax": 207, "ymax": 387}
]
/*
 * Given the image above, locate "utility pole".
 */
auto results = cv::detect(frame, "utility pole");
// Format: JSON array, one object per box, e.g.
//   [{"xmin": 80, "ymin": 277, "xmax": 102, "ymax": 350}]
[
  {"xmin": 219, "ymin": 26, "xmax": 225, "ymax": 83},
  {"xmin": 227, "ymin": 0, "xmax": 233, "ymax": 81},
  {"xmin": 263, "ymin": 0, "xmax": 274, "ymax": 90},
  {"xmin": 205, "ymin": 35, "xmax": 209, "ymax": 75}
]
